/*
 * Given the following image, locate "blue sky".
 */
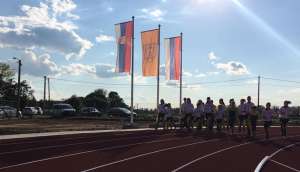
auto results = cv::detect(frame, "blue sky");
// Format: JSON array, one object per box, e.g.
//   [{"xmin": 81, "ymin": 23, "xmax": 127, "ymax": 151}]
[{"xmin": 0, "ymin": 0, "xmax": 300, "ymax": 108}]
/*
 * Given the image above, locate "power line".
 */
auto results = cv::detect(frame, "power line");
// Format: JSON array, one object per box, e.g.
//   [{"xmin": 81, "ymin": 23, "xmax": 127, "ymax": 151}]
[
  {"xmin": 262, "ymin": 77, "xmax": 300, "ymax": 84},
  {"xmin": 187, "ymin": 77, "xmax": 257, "ymax": 85}
]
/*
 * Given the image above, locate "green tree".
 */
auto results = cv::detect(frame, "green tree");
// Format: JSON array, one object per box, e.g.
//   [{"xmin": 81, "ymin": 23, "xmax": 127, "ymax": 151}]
[
  {"xmin": 84, "ymin": 89, "xmax": 108, "ymax": 111},
  {"xmin": 65, "ymin": 95, "xmax": 84, "ymax": 111},
  {"xmin": 108, "ymin": 91, "xmax": 127, "ymax": 108}
]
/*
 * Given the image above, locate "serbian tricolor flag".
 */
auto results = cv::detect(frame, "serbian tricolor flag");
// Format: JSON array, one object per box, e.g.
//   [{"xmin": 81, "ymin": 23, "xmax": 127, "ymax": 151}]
[
  {"xmin": 115, "ymin": 21, "xmax": 133, "ymax": 73},
  {"xmin": 141, "ymin": 29, "xmax": 159, "ymax": 76},
  {"xmin": 165, "ymin": 36, "xmax": 181, "ymax": 80}
]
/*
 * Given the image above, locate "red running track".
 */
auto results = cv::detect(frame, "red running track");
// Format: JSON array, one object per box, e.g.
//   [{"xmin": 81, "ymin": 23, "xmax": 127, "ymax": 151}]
[{"xmin": 0, "ymin": 127, "xmax": 300, "ymax": 172}]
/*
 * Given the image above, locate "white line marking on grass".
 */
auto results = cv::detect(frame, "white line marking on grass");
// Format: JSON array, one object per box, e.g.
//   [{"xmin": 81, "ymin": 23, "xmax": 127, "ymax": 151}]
[
  {"xmin": 0, "ymin": 133, "xmax": 174, "ymax": 156},
  {"xmin": 0, "ymin": 136, "xmax": 193, "ymax": 170},
  {"xmin": 172, "ymin": 134, "xmax": 300, "ymax": 172},
  {"xmin": 270, "ymin": 159, "xmax": 300, "ymax": 172},
  {"xmin": 80, "ymin": 139, "xmax": 220, "ymax": 172}
]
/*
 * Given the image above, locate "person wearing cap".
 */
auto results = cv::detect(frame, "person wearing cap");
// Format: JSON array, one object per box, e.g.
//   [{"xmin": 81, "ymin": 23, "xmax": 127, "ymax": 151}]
[
  {"xmin": 245, "ymin": 96, "xmax": 255, "ymax": 136},
  {"xmin": 262, "ymin": 102, "xmax": 274, "ymax": 139},
  {"xmin": 238, "ymin": 99, "xmax": 247, "ymax": 133},
  {"xmin": 156, "ymin": 99, "xmax": 166, "ymax": 130},
  {"xmin": 227, "ymin": 99, "xmax": 238, "ymax": 134},
  {"xmin": 279, "ymin": 100, "xmax": 291, "ymax": 136},
  {"xmin": 193, "ymin": 100, "xmax": 205, "ymax": 130},
  {"xmin": 216, "ymin": 98, "xmax": 226, "ymax": 132}
]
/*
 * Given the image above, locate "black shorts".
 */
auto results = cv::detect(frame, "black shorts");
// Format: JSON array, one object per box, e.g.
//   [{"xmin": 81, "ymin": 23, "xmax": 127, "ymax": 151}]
[
  {"xmin": 280, "ymin": 118, "xmax": 289, "ymax": 124},
  {"xmin": 264, "ymin": 121, "xmax": 272, "ymax": 128}
]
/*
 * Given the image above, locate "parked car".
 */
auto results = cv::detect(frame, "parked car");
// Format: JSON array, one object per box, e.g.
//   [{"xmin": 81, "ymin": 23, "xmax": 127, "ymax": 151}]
[
  {"xmin": 0, "ymin": 106, "xmax": 17, "ymax": 117},
  {"xmin": 80, "ymin": 107, "xmax": 101, "ymax": 116},
  {"xmin": 107, "ymin": 107, "xmax": 137, "ymax": 119},
  {"xmin": 35, "ymin": 107, "xmax": 43, "ymax": 115},
  {"xmin": 50, "ymin": 103, "xmax": 76, "ymax": 116},
  {"xmin": 22, "ymin": 107, "xmax": 38, "ymax": 117}
]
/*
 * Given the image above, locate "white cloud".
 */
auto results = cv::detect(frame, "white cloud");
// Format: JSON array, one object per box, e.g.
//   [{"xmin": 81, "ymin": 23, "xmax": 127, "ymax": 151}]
[
  {"xmin": 138, "ymin": 8, "xmax": 166, "ymax": 21},
  {"xmin": 21, "ymin": 50, "xmax": 60, "ymax": 77},
  {"xmin": 48, "ymin": 0, "xmax": 79, "ymax": 19},
  {"xmin": 215, "ymin": 61, "xmax": 250, "ymax": 76},
  {"xmin": 208, "ymin": 51, "xmax": 218, "ymax": 61},
  {"xmin": 95, "ymin": 34, "xmax": 114, "ymax": 43},
  {"xmin": 107, "ymin": 7, "xmax": 114, "ymax": 12},
  {"xmin": 0, "ymin": 1, "xmax": 92, "ymax": 60},
  {"xmin": 195, "ymin": 73, "xmax": 206, "ymax": 78},
  {"xmin": 60, "ymin": 63, "xmax": 95, "ymax": 76},
  {"xmin": 95, "ymin": 63, "xmax": 126, "ymax": 78}
]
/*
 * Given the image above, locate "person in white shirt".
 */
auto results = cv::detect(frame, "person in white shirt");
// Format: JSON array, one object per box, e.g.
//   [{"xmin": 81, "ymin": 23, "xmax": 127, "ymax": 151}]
[
  {"xmin": 183, "ymin": 98, "xmax": 194, "ymax": 130},
  {"xmin": 205, "ymin": 97, "xmax": 216, "ymax": 131},
  {"xmin": 156, "ymin": 99, "xmax": 166, "ymax": 130},
  {"xmin": 262, "ymin": 102, "xmax": 274, "ymax": 139},
  {"xmin": 246, "ymin": 96, "xmax": 255, "ymax": 137},
  {"xmin": 238, "ymin": 99, "xmax": 247, "ymax": 133},
  {"xmin": 216, "ymin": 98, "xmax": 226, "ymax": 132},
  {"xmin": 279, "ymin": 100, "xmax": 291, "ymax": 136},
  {"xmin": 193, "ymin": 100, "xmax": 205, "ymax": 130},
  {"xmin": 164, "ymin": 103, "xmax": 175, "ymax": 130}
]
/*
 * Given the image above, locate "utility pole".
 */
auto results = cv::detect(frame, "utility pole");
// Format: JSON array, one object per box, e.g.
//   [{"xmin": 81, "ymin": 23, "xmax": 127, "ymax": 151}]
[
  {"xmin": 13, "ymin": 57, "xmax": 22, "ymax": 113},
  {"xmin": 48, "ymin": 77, "xmax": 50, "ymax": 102},
  {"xmin": 257, "ymin": 75, "xmax": 261, "ymax": 107},
  {"xmin": 43, "ymin": 76, "xmax": 47, "ymax": 109}
]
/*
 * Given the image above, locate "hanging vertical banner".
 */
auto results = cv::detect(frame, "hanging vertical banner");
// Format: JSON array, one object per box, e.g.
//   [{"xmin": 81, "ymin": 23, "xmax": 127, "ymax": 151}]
[
  {"xmin": 115, "ymin": 21, "xmax": 133, "ymax": 73},
  {"xmin": 165, "ymin": 36, "xmax": 181, "ymax": 80},
  {"xmin": 141, "ymin": 29, "xmax": 159, "ymax": 76}
]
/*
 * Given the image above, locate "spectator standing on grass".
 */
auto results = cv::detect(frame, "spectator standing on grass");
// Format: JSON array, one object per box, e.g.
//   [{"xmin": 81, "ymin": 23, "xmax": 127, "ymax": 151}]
[
  {"xmin": 164, "ymin": 103, "xmax": 175, "ymax": 130},
  {"xmin": 262, "ymin": 102, "xmax": 274, "ymax": 139},
  {"xmin": 205, "ymin": 97, "xmax": 216, "ymax": 131},
  {"xmin": 184, "ymin": 98, "xmax": 194, "ymax": 130},
  {"xmin": 216, "ymin": 99, "xmax": 226, "ymax": 132},
  {"xmin": 245, "ymin": 96, "xmax": 255, "ymax": 137},
  {"xmin": 156, "ymin": 99, "xmax": 166, "ymax": 130},
  {"xmin": 238, "ymin": 99, "xmax": 247, "ymax": 133},
  {"xmin": 279, "ymin": 100, "xmax": 291, "ymax": 136},
  {"xmin": 227, "ymin": 99, "xmax": 238, "ymax": 134},
  {"xmin": 250, "ymin": 106, "xmax": 258, "ymax": 137},
  {"xmin": 193, "ymin": 100, "xmax": 205, "ymax": 130}
]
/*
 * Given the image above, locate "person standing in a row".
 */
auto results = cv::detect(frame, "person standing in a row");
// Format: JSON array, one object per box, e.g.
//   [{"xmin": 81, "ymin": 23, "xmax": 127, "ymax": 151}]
[
  {"xmin": 262, "ymin": 102, "xmax": 274, "ymax": 139},
  {"xmin": 156, "ymin": 99, "xmax": 166, "ymax": 129},
  {"xmin": 279, "ymin": 101, "xmax": 291, "ymax": 136},
  {"xmin": 238, "ymin": 99, "xmax": 247, "ymax": 134},
  {"xmin": 192, "ymin": 100, "xmax": 205, "ymax": 130},
  {"xmin": 246, "ymin": 96, "xmax": 256, "ymax": 137},
  {"xmin": 227, "ymin": 99, "xmax": 238, "ymax": 134},
  {"xmin": 216, "ymin": 99, "xmax": 226, "ymax": 132},
  {"xmin": 205, "ymin": 97, "xmax": 216, "ymax": 131}
]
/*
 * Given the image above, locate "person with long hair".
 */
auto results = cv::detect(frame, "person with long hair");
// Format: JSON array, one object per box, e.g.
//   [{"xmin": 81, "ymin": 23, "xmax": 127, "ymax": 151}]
[{"xmin": 164, "ymin": 103, "xmax": 176, "ymax": 130}]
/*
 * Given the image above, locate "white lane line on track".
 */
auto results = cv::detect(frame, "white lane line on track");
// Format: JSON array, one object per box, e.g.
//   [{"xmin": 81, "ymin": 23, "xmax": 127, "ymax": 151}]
[
  {"xmin": 255, "ymin": 142, "xmax": 300, "ymax": 172},
  {"xmin": 0, "ymin": 128, "xmax": 154, "ymax": 141},
  {"xmin": 0, "ymin": 135, "xmax": 196, "ymax": 170},
  {"xmin": 171, "ymin": 134, "xmax": 300, "ymax": 172},
  {"xmin": 80, "ymin": 139, "xmax": 220, "ymax": 172},
  {"xmin": 270, "ymin": 159, "xmax": 300, "ymax": 172},
  {"xmin": 0, "ymin": 133, "xmax": 174, "ymax": 156}
]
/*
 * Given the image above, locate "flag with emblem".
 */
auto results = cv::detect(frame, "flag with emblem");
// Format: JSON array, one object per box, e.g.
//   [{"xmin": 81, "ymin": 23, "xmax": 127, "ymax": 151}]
[
  {"xmin": 141, "ymin": 29, "xmax": 159, "ymax": 76},
  {"xmin": 115, "ymin": 21, "xmax": 133, "ymax": 73},
  {"xmin": 165, "ymin": 36, "xmax": 181, "ymax": 80}
]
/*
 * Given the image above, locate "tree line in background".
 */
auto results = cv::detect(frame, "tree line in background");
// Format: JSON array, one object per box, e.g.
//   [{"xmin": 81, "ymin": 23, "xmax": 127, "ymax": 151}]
[{"xmin": 0, "ymin": 63, "xmax": 128, "ymax": 111}]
